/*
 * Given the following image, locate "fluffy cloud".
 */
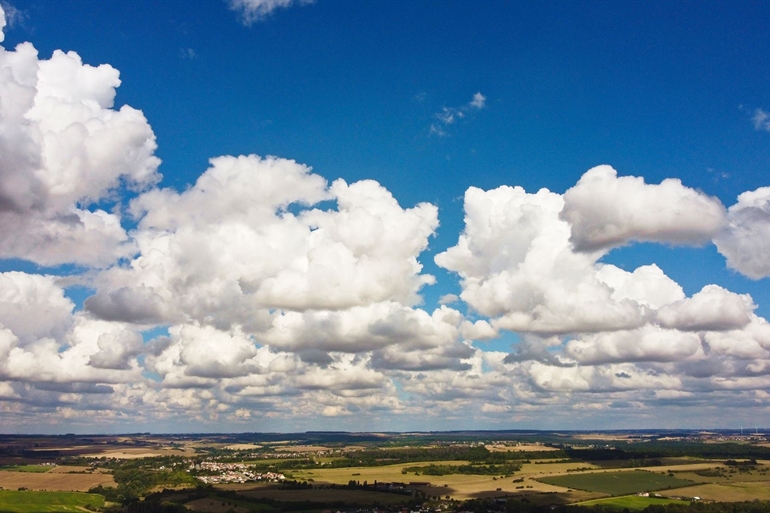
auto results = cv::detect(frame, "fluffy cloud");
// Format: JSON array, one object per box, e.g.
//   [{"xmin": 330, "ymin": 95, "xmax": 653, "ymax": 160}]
[
  {"xmin": 565, "ymin": 326, "xmax": 704, "ymax": 365},
  {"xmin": 229, "ymin": 0, "xmax": 313, "ymax": 25},
  {"xmin": 0, "ymin": 37, "xmax": 160, "ymax": 266},
  {"xmin": 3, "ymin": 12, "xmax": 770, "ymax": 429},
  {"xmin": 656, "ymin": 285, "xmax": 754, "ymax": 331},
  {"xmin": 436, "ymin": 168, "xmax": 770, "ymax": 413},
  {"xmin": 561, "ymin": 165, "xmax": 726, "ymax": 252},
  {"xmin": 526, "ymin": 361, "xmax": 682, "ymax": 393},
  {"xmin": 435, "ymin": 184, "xmax": 655, "ymax": 334},
  {"xmin": 264, "ymin": 303, "xmax": 461, "ymax": 354},
  {"xmin": 0, "ymin": 272, "xmax": 73, "ymax": 344},
  {"xmin": 0, "ymin": 271, "xmax": 145, "ymax": 387},
  {"xmin": 0, "ymin": 317, "xmax": 142, "ymax": 385},
  {"xmin": 714, "ymin": 186, "xmax": 770, "ymax": 279},
  {"xmin": 702, "ymin": 315, "xmax": 770, "ymax": 359},
  {"xmin": 145, "ymin": 324, "xmax": 263, "ymax": 385},
  {"xmin": 595, "ymin": 264, "xmax": 684, "ymax": 310},
  {"xmin": 89, "ymin": 155, "xmax": 438, "ymax": 329}
]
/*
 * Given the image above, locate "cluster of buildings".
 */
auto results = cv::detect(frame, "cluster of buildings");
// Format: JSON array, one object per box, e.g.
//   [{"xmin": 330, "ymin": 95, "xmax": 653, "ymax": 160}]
[
  {"xmin": 191, "ymin": 461, "xmax": 285, "ymax": 484},
  {"xmin": 245, "ymin": 448, "xmax": 341, "ymax": 459}
]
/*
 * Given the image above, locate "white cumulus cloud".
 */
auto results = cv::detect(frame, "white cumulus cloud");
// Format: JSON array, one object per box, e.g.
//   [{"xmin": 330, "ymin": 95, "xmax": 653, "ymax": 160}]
[
  {"xmin": 714, "ymin": 186, "xmax": 770, "ymax": 279},
  {"xmin": 0, "ymin": 4, "xmax": 5, "ymax": 43},
  {"xmin": 561, "ymin": 165, "xmax": 726, "ymax": 252},
  {"xmin": 0, "ymin": 37, "xmax": 160, "ymax": 266},
  {"xmin": 89, "ymin": 155, "xmax": 438, "ymax": 329},
  {"xmin": 435, "ymin": 184, "xmax": 654, "ymax": 334}
]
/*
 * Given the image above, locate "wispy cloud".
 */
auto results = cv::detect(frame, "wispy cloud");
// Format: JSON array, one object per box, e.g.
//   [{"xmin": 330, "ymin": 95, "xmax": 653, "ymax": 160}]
[
  {"xmin": 0, "ymin": 1, "xmax": 22, "ymax": 28},
  {"xmin": 429, "ymin": 91, "xmax": 486, "ymax": 137},
  {"xmin": 228, "ymin": 0, "xmax": 314, "ymax": 26},
  {"xmin": 0, "ymin": 1, "xmax": 22, "ymax": 42},
  {"xmin": 752, "ymin": 108, "xmax": 770, "ymax": 132},
  {"xmin": 179, "ymin": 47, "xmax": 197, "ymax": 59},
  {"xmin": 470, "ymin": 91, "xmax": 486, "ymax": 109}
]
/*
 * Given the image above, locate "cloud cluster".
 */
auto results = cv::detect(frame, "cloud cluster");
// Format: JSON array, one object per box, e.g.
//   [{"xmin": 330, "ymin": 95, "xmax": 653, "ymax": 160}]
[
  {"xmin": 435, "ymin": 165, "xmax": 770, "ymax": 424},
  {"xmin": 2, "ymin": 8, "xmax": 770, "ymax": 431}
]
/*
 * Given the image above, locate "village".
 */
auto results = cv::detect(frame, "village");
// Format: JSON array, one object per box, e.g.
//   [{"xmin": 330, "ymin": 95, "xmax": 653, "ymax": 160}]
[{"xmin": 190, "ymin": 461, "xmax": 286, "ymax": 485}]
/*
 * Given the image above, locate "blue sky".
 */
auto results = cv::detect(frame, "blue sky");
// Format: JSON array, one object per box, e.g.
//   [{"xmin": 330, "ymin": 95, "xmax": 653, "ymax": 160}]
[{"xmin": 1, "ymin": 0, "xmax": 770, "ymax": 432}]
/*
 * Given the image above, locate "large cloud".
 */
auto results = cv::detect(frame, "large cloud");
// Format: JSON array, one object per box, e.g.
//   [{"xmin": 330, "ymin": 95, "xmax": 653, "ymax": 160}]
[
  {"xmin": 88, "ymin": 155, "xmax": 438, "ymax": 328},
  {"xmin": 435, "ymin": 169, "xmax": 770, "ymax": 417},
  {"xmin": 264, "ymin": 303, "xmax": 464, "ymax": 355},
  {"xmin": 561, "ymin": 165, "xmax": 726, "ymax": 252},
  {"xmin": 526, "ymin": 361, "xmax": 682, "ymax": 393},
  {"xmin": 714, "ymin": 186, "xmax": 770, "ymax": 279},
  {"xmin": 434, "ymin": 184, "xmax": 670, "ymax": 334},
  {"xmin": 656, "ymin": 285, "xmax": 754, "ymax": 332},
  {"xmin": 0, "ymin": 269, "xmax": 145, "ymax": 389},
  {"xmin": 565, "ymin": 326, "xmax": 704, "ymax": 365},
  {"xmin": 0, "ymin": 37, "xmax": 159, "ymax": 266}
]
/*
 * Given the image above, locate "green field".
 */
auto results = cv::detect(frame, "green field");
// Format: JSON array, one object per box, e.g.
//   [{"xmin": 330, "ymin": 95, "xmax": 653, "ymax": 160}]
[
  {"xmin": 576, "ymin": 495, "xmax": 690, "ymax": 510},
  {"xmin": 185, "ymin": 494, "xmax": 277, "ymax": 512},
  {"xmin": 0, "ymin": 490, "xmax": 105, "ymax": 512},
  {"xmin": 538, "ymin": 470, "xmax": 694, "ymax": 496},
  {"xmin": 0, "ymin": 465, "xmax": 51, "ymax": 473}
]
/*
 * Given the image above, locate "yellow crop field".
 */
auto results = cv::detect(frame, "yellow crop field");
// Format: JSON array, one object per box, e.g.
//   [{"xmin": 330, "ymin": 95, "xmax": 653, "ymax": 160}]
[
  {"xmin": 0, "ymin": 471, "xmax": 115, "ymax": 491},
  {"xmin": 273, "ymin": 445, "xmax": 328, "ymax": 452},
  {"xmin": 291, "ymin": 460, "xmax": 465, "ymax": 484},
  {"xmin": 286, "ymin": 461, "xmax": 590, "ymax": 500},
  {"xmin": 660, "ymin": 481, "xmax": 770, "ymax": 502},
  {"xmin": 486, "ymin": 444, "xmax": 560, "ymax": 452},
  {"xmin": 519, "ymin": 461, "xmax": 601, "ymax": 475},
  {"xmin": 223, "ymin": 444, "xmax": 263, "ymax": 451}
]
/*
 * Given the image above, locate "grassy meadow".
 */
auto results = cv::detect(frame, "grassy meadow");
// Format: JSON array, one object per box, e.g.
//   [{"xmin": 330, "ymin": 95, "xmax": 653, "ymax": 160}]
[
  {"xmin": 576, "ymin": 495, "xmax": 690, "ymax": 510},
  {"xmin": 0, "ymin": 465, "xmax": 51, "ymax": 473},
  {"xmin": 538, "ymin": 470, "xmax": 694, "ymax": 495},
  {"xmin": 185, "ymin": 496, "xmax": 276, "ymax": 513},
  {"xmin": 0, "ymin": 489, "xmax": 105, "ymax": 512}
]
